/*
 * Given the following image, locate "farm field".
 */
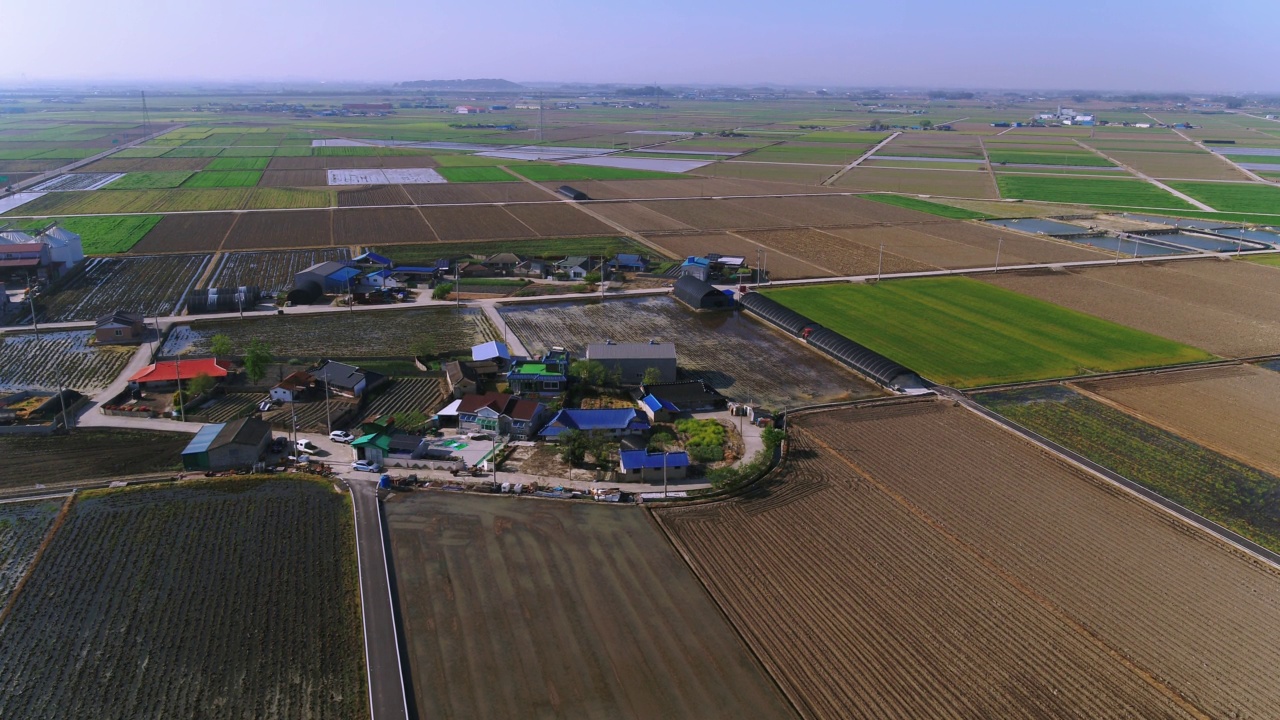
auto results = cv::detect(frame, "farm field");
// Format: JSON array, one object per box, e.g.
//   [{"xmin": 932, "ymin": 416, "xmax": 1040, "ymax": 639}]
[
  {"xmin": 512, "ymin": 164, "xmax": 679, "ymax": 181},
  {"xmin": 418, "ymin": 204, "xmax": 536, "ymax": 241},
  {"xmin": 434, "ymin": 166, "xmax": 516, "ymax": 182},
  {"xmin": 835, "ymin": 167, "xmax": 999, "ymax": 197},
  {"xmin": 644, "ymin": 232, "xmax": 833, "ymax": 279},
  {"xmin": 401, "ymin": 182, "xmax": 548, "ymax": 204},
  {"xmin": 762, "ymin": 278, "xmax": 1213, "ymax": 386},
  {"xmin": 103, "ymin": 171, "xmax": 194, "ymax": 189},
  {"xmin": 977, "ymin": 383, "xmax": 1280, "ymax": 552},
  {"xmin": 372, "ymin": 236, "xmax": 647, "ymax": 264},
  {"xmin": 1106, "ymin": 151, "xmax": 1249, "ymax": 181},
  {"xmin": 740, "ymin": 228, "xmax": 936, "ymax": 276},
  {"xmin": 861, "ymin": 193, "xmax": 991, "ymax": 219},
  {"xmin": 127, "ymin": 212, "xmax": 237, "ymax": 253},
  {"xmin": 1165, "ymin": 181, "xmax": 1280, "ymax": 213},
  {"xmin": 21, "ymin": 214, "xmax": 161, "ymax": 254},
  {"xmin": 359, "ymin": 377, "xmax": 448, "ymax": 424},
  {"xmin": 996, "ymin": 175, "xmax": 1196, "ymax": 209},
  {"xmin": 337, "ymin": 184, "xmax": 411, "ymax": 206},
  {"xmin": 385, "ymin": 492, "xmax": 794, "ymax": 720},
  {"xmin": 0, "ymin": 477, "xmax": 367, "ymax": 719},
  {"xmin": 983, "ymin": 260, "xmax": 1280, "ymax": 358},
  {"xmin": 0, "ymin": 501, "xmax": 60, "ymax": 608},
  {"xmin": 988, "ymin": 149, "xmax": 1114, "ymax": 167},
  {"xmin": 34, "ymin": 254, "xmax": 209, "ymax": 322},
  {"xmin": 654, "ymin": 401, "xmax": 1280, "ymax": 719},
  {"xmin": 222, "ymin": 209, "xmax": 333, "ymax": 250},
  {"xmin": 501, "ymin": 296, "xmax": 879, "ymax": 407},
  {"xmin": 502, "ymin": 202, "xmax": 615, "ymax": 236},
  {"xmin": 0, "ymin": 429, "xmax": 188, "ymax": 490},
  {"xmin": 180, "ymin": 170, "xmax": 264, "ymax": 188},
  {"xmin": 206, "ymin": 248, "xmax": 350, "ymax": 292},
  {"xmin": 1074, "ymin": 364, "xmax": 1280, "ymax": 478},
  {"xmin": 0, "ymin": 330, "xmax": 135, "ymax": 392},
  {"xmin": 333, "ymin": 207, "xmax": 435, "ymax": 245},
  {"xmin": 823, "ymin": 221, "xmax": 1105, "ymax": 269},
  {"xmin": 161, "ymin": 307, "xmax": 496, "ymax": 359}
]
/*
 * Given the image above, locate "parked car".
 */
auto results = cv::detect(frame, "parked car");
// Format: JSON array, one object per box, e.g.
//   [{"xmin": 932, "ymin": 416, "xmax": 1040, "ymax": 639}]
[
  {"xmin": 296, "ymin": 439, "xmax": 318, "ymax": 453},
  {"xmin": 329, "ymin": 430, "xmax": 355, "ymax": 443},
  {"xmin": 351, "ymin": 460, "xmax": 382, "ymax": 473}
]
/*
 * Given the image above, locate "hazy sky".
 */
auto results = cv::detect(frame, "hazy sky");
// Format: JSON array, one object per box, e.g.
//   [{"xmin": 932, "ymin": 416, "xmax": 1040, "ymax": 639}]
[{"xmin": 5, "ymin": 0, "xmax": 1276, "ymax": 91}]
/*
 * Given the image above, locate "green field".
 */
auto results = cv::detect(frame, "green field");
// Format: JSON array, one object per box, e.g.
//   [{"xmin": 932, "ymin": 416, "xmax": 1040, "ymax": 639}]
[
  {"xmin": 429, "ymin": 153, "xmax": 520, "ymax": 167},
  {"xmin": 435, "ymin": 166, "xmax": 517, "ymax": 183},
  {"xmin": 512, "ymin": 164, "xmax": 680, "ymax": 181},
  {"xmin": 861, "ymin": 193, "xmax": 991, "ymax": 219},
  {"xmin": 1216, "ymin": 155, "xmax": 1280, "ymax": 165},
  {"xmin": 762, "ymin": 278, "xmax": 1213, "ymax": 387},
  {"xmin": 996, "ymin": 175, "xmax": 1196, "ymax": 210},
  {"xmin": 206, "ymin": 156, "xmax": 271, "ymax": 171},
  {"xmin": 162, "ymin": 147, "xmax": 223, "ymax": 158},
  {"xmin": 373, "ymin": 236, "xmax": 645, "ymax": 264},
  {"xmin": 180, "ymin": 171, "xmax": 264, "ymax": 188},
  {"xmin": 103, "ymin": 172, "xmax": 194, "ymax": 190},
  {"xmin": 976, "ymin": 386, "xmax": 1280, "ymax": 553},
  {"xmin": 22, "ymin": 215, "xmax": 162, "ymax": 254},
  {"xmin": 988, "ymin": 150, "xmax": 1114, "ymax": 167},
  {"xmin": 795, "ymin": 131, "xmax": 889, "ymax": 144},
  {"xmin": 1165, "ymin": 181, "xmax": 1280, "ymax": 213},
  {"xmin": 1245, "ymin": 254, "xmax": 1280, "ymax": 267}
]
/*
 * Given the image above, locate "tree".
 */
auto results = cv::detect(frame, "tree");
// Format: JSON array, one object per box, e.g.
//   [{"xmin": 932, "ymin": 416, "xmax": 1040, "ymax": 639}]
[
  {"xmin": 209, "ymin": 334, "xmax": 233, "ymax": 362},
  {"xmin": 641, "ymin": 367, "xmax": 663, "ymax": 386},
  {"xmin": 558, "ymin": 429, "xmax": 588, "ymax": 466},
  {"xmin": 410, "ymin": 335, "xmax": 436, "ymax": 361},
  {"xmin": 244, "ymin": 339, "xmax": 273, "ymax": 384},
  {"xmin": 584, "ymin": 271, "xmax": 602, "ymax": 284},
  {"xmin": 432, "ymin": 282, "xmax": 454, "ymax": 300},
  {"xmin": 187, "ymin": 372, "xmax": 216, "ymax": 399},
  {"xmin": 920, "ymin": 119, "xmax": 934, "ymax": 129},
  {"xmin": 569, "ymin": 359, "xmax": 607, "ymax": 387}
]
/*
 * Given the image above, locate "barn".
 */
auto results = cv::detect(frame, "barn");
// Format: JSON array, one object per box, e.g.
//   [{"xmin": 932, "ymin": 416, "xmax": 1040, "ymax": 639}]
[
  {"xmin": 293, "ymin": 261, "xmax": 360, "ymax": 298},
  {"xmin": 673, "ymin": 275, "xmax": 733, "ymax": 311},
  {"xmin": 181, "ymin": 417, "xmax": 272, "ymax": 471},
  {"xmin": 586, "ymin": 341, "xmax": 677, "ymax": 384}
]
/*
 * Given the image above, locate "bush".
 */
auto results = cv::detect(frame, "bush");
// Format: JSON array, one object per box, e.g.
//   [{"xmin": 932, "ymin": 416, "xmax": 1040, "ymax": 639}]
[
  {"xmin": 675, "ymin": 418, "xmax": 726, "ymax": 447},
  {"xmin": 687, "ymin": 445, "xmax": 725, "ymax": 463},
  {"xmin": 432, "ymin": 282, "xmax": 453, "ymax": 300}
]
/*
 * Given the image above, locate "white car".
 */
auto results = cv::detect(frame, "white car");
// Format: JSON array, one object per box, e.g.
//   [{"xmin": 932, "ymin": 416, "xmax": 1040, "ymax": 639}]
[
  {"xmin": 329, "ymin": 430, "xmax": 355, "ymax": 443},
  {"xmin": 351, "ymin": 460, "xmax": 382, "ymax": 473},
  {"xmin": 296, "ymin": 439, "xmax": 318, "ymax": 453}
]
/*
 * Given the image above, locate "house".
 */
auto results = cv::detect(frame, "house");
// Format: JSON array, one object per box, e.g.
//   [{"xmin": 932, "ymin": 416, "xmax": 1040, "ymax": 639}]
[
  {"xmin": 456, "ymin": 261, "xmax": 495, "ymax": 279},
  {"xmin": 0, "ymin": 233, "xmax": 51, "ymax": 280},
  {"xmin": 351, "ymin": 431, "xmax": 392, "ymax": 464},
  {"xmin": 181, "ymin": 417, "xmax": 272, "ymax": 471},
  {"xmin": 484, "ymin": 252, "xmax": 522, "ymax": 273},
  {"xmin": 294, "ymin": 261, "xmax": 361, "ymax": 297},
  {"xmin": 471, "ymin": 341, "xmax": 512, "ymax": 371},
  {"xmin": 456, "ymin": 392, "xmax": 548, "ymax": 439},
  {"xmin": 94, "ymin": 310, "xmax": 145, "ymax": 345},
  {"xmin": 129, "ymin": 358, "xmax": 230, "ymax": 390},
  {"xmin": 270, "ymin": 371, "xmax": 315, "ymax": 403},
  {"xmin": 506, "ymin": 361, "xmax": 567, "ymax": 395},
  {"xmin": 539, "ymin": 408, "xmax": 650, "ymax": 441},
  {"xmin": 586, "ymin": 341, "xmax": 677, "ymax": 384},
  {"xmin": 444, "ymin": 360, "xmax": 479, "ymax": 398},
  {"xmin": 678, "ymin": 256, "xmax": 710, "ymax": 282},
  {"xmin": 636, "ymin": 380, "xmax": 727, "ymax": 413},
  {"xmin": 612, "ymin": 253, "xmax": 647, "ymax": 272},
  {"xmin": 311, "ymin": 360, "xmax": 384, "ymax": 398},
  {"xmin": 619, "ymin": 450, "xmax": 689, "ymax": 482},
  {"xmin": 673, "ymin": 275, "xmax": 733, "ymax": 311},
  {"xmin": 556, "ymin": 256, "xmax": 603, "ymax": 281},
  {"xmin": 514, "ymin": 258, "xmax": 552, "ymax": 279},
  {"xmin": 638, "ymin": 393, "xmax": 680, "ymax": 423}
]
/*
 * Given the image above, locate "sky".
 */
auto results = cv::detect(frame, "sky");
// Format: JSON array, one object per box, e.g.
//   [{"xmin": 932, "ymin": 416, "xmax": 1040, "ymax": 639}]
[{"xmin": 4, "ymin": 0, "xmax": 1277, "ymax": 92}]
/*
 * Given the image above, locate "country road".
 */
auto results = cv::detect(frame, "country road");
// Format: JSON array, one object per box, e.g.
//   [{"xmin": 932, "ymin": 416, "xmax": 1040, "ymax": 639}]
[{"xmin": 346, "ymin": 479, "xmax": 412, "ymax": 720}]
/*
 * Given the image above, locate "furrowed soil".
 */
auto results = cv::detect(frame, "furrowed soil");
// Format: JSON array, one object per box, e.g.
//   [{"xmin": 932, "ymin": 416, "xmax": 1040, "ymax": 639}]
[
  {"xmin": 222, "ymin": 209, "xmax": 334, "ymax": 249},
  {"xmin": 740, "ymin": 228, "xmax": 936, "ymax": 276},
  {"xmin": 983, "ymin": 259, "xmax": 1280, "ymax": 358},
  {"xmin": 0, "ymin": 429, "xmax": 187, "ymax": 489},
  {"xmin": 0, "ymin": 501, "xmax": 60, "ymax": 608},
  {"xmin": 385, "ymin": 492, "xmax": 795, "ymax": 720},
  {"xmin": 500, "ymin": 296, "xmax": 878, "ymax": 407},
  {"xmin": 1076, "ymin": 364, "xmax": 1280, "ymax": 477},
  {"xmin": 36, "ymin": 254, "xmax": 209, "ymax": 322},
  {"xmin": 0, "ymin": 477, "xmax": 367, "ymax": 719},
  {"xmin": 502, "ymin": 202, "xmax": 615, "ymax": 235},
  {"xmin": 419, "ymin": 205, "xmax": 539, "ymax": 241},
  {"xmin": 653, "ymin": 401, "xmax": 1280, "ymax": 719},
  {"xmin": 128, "ymin": 212, "xmax": 237, "ymax": 254},
  {"xmin": 835, "ymin": 167, "xmax": 999, "ymax": 197},
  {"xmin": 333, "ymin": 206, "xmax": 436, "ymax": 245}
]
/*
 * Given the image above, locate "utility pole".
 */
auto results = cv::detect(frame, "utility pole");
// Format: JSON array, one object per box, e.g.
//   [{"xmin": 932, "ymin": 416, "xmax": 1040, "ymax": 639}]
[
  {"xmin": 993, "ymin": 237, "xmax": 1003, "ymax": 273},
  {"xmin": 876, "ymin": 244, "xmax": 884, "ymax": 281},
  {"xmin": 663, "ymin": 450, "xmax": 668, "ymax": 498},
  {"xmin": 454, "ymin": 261, "xmax": 460, "ymax": 309},
  {"xmin": 324, "ymin": 375, "xmax": 332, "ymax": 435},
  {"xmin": 27, "ymin": 276, "xmax": 70, "ymax": 431}
]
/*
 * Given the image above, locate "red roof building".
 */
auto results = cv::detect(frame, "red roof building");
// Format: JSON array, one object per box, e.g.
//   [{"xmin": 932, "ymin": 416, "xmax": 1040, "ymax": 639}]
[{"xmin": 129, "ymin": 358, "xmax": 230, "ymax": 385}]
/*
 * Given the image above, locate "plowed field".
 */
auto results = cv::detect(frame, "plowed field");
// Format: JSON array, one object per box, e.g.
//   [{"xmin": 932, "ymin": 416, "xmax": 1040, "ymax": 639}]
[
  {"xmin": 502, "ymin": 202, "xmax": 614, "ymax": 235},
  {"xmin": 258, "ymin": 169, "xmax": 329, "ymax": 187},
  {"xmin": 654, "ymin": 401, "xmax": 1280, "ymax": 719},
  {"xmin": 128, "ymin": 212, "xmax": 237, "ymax": 254},
  {"xmin": 336, "ymin": 185, "xmax": 411, "ymax": 207},
  {"xmin": 36, "ymin": 254, "xmax": 209, "ymax": 322},
  {"xmin": 206, "ymin": 248, "xmax": 350, "ymax": 292},
  {"xmin": 333, "ymin": 207, "xmax": 434, "ymax": 245},
  {"xmin": 983, "ymin": 260, "xmax": 1280, "ymax": 357},
  {"xmin": 401, "ymin": 183, "xmax": 548, "ymax": 204},
  {"xmin": 644, "ymin": 232, "xmax": 833, "ymax": 279},
  {"xmin": 835, "ymin": 167, "xmax": 999, "ymax": 197},
  {"xmin": 222, "ymin": 209, "xmax": 333, "ymax": 249},
  {"xmin": 419, "ymin": 205, "xmax": 537, "ymax": 241},
  {"xmin": 740, "ymin": 228, "xmax": 935, "ymax": 276},
  {"xmin": 1076, "ymin": 364, "xmax": 1280, "ymax": 477},
  {"xmin": 385, "ymin": 493, "xmax": 795, "ymax": 720}
]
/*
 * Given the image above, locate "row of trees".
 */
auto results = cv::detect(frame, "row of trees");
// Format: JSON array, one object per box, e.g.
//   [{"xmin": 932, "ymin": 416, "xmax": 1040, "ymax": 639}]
[
  {"xmin": 207, "ymin": 334, "xmax": 272, "ymax": 383},
  {"xmin": 568, "ymin": 360, "xmax": 663, "ymax": 388}
]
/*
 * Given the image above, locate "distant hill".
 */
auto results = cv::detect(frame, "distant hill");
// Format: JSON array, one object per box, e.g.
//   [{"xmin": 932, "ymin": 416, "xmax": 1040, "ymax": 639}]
[{"xmin": 396, "ymin": 79, "xmax": 525, "ymax": 91}]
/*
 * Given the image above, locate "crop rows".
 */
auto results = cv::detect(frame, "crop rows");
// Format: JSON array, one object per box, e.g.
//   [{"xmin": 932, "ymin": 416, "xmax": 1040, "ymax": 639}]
[
  {"xmin": 360, "ymin": 377, "xmax": 447, "ymax": 421},
  {"xmin": 206, "ymin": 248, "xmax": 350, "ymax": 292},
  {"xmin": 0, "ymin": 430, "xmax": 188, "ymax": 490},
  {"xmin": 0, "ymin": 330, "xmax": 135, "ymax": 392},
  {"xmin": 0, "ymin": 501, "xmax": 60, "ymax": 608},
  {"xmin": 0, "ymin": 478, "xmax": 368, "ymax": 719},
  {"xmin": 36, "ymin": 254, "xmax": 209, "ymax": 322}
]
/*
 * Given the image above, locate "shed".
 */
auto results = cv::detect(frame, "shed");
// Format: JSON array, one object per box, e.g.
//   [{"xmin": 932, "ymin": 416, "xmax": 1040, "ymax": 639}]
[
  {"xmin": 558, "ymin": 185, "xmax": 589, "ymax": 201},
  {"xmin": 619, "ymin": 450, "xmax": 690, "ymax": 482},
  {"xmin": 130, "ymin": 358, "xmax": 230, "ymax": 389},
  {"xmin": 586, "ymin": 341, "xmax": 677, "ymax": 384},
  {"xmin": 673, "ymin": 275, "xmax": 733, "ymax": 311},
  {"xmin": 95, "ymin": 310, "xmax": 145, "ymax": 345},
  {"xmin": 471, "ymin": 341, "xmax": 511, "ymax": 369},
  {"xmin": 182, "ymin": 418, "xmax": 272, "ymax": 471},
  {"xmin": 678, "ymin": 256, "xmax": 710, "ymax": 282}
]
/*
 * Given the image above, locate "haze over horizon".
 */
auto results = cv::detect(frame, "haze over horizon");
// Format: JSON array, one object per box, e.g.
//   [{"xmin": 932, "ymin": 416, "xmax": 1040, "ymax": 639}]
[{"xmin": 4, "ymin": 0, "xmax": 1277, "ymax": 93}]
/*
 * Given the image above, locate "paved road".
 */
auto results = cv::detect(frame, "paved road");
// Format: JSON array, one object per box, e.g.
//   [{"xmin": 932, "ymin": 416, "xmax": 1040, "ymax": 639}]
[
  {"xmin": 346, "ymin": 479, "xmax": 411, "ymax": 720},
  {"xmin": 823, "ymin": 131, "xmax": 901, "ymax": 186}
]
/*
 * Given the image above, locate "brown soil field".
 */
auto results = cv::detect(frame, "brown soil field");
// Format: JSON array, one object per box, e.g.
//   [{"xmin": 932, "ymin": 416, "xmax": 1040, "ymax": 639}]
[
  {"xmin": 325, "ymin": 155, "xmax": 440, "ymax": 169},
  {"xmin": 502, "ymin": 202, "xmax": 614, "ymax": 235},
  {"xmin": 76, "ymin": 158, "xmax": 145, "ymax": 173},
  {"xmin": 0, "ymin": 160, "xmax": 64, "ymax": 173},
  {"xmin": 983, "ymin": 260, "xmax": 1280, "ymax": 357},
  {"xmin": 589, "ymin": 201, "xmax": 694, "ymax": 232},
  {"xmin": 257, "ymin": 169, "xmax": 328, "ymax": 187},
  {"xmin": 1075, "ymin": 364, "xmax": 1280, "ymax": 476},
  {"xmin": 931, "ymin": 197, "xmax": 1095, "ymax": 217},
  {"xmin": 402, "ymin": 183, "xmax": 547, "ymax": 204},
  {"xmin": 695, "ymin": 162, "xmax": 834, "ymax": 186},
  {"xmin": 822, "ymin": 221, "xmax": 1105, "ymax": 269},
  {"xmin": 268, "ymin": 157, "xmax": 332, "ymax": 171},
  {"xmin": 222, "ymin": 210, "xmax": 333, "ymax": 250},
  {"xmin": 644, "ymin": 232, "xmax": 834, "ymax": 279},
  {"xmin": 129, "ymin": 212, "xmax": 238, "ymax": 254},
  {"xmin": 727, "ymin": 194, "xmax": 941, "ymax": 226},
  {"xmin": 637, "ymin": 199, "xmax": 797, "ymax": 230},
  {"xmin": 333, "ymin": 207, "xmax": 435, "ymax": 246},
  {"xmin": 835, "ymin": 167, "xmax": 999, "ymax": 197},
  {"xmin": 419, "ymin": 204, "xmax": 539, "ymax": 241},
  {"xmin": 385, "ymin": 493, "xmax": 795, "ymax": 720},
  {"xmin": 654, "ymin": 400, "xmax": 1280, "ymax": 719},
  {"xmin": 740, "ymin": 228, "xmax": 935, "ymax": 276},
  {"xmin": 1106, "ymin": 151, "xmax": 1249, "ymax": 181},
  {"xmin": 336, "ymin": 184, "xmax": 411, "ymax": 207},
  {"xmin": 548, "ymin": 177, "xmax": 828, "ymax": 200},
  {"xmin": 0, "ymin": 429, "xmax": 186, "ymax": 490}
]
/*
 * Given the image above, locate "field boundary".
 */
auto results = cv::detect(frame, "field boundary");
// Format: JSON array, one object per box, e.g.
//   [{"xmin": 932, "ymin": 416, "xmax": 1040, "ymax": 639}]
[
  {"xmin": 347, "ymin": 484, "xmax": 377, "ymax": 720},
  {"xmin": 0, "ymin": 493, "xmax": 74, "ymax": 626}
]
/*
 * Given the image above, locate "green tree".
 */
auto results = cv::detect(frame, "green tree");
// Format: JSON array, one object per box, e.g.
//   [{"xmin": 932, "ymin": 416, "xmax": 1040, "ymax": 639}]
[
  {"xmin": 432, "ymin": 282, "xmax": 454, "ymax": 300},
  {"xmin": 410, "ymin": 335, "xmax": 436, "ymax": 360},
  {"xmin": 209, "ymin": 334, "xmax": 233, "ymax": 362},
  {"xmin": 641, "ymin": 366, "xmax": 663, "ymax": 386},
  {"xmin": 244, "ymin": 339, "xmax": 273, "ymax": 384},
  {"xmin": 569, "ymin": 359, "xmax": 607, "ymax": 387},
  {"xmin": 187, "ymin": 372, "xmax": 216, "ymax": 398},
  {"xmin": 558, "ymin": 429, "xmax": 588, "ymax": 466}
]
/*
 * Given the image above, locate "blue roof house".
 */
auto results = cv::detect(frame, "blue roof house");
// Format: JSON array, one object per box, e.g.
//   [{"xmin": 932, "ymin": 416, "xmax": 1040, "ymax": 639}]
[
  {"xmin": 538, "ymin": 408, "xmax": 650, "ymax": 441},
  {"xmin": 471, "ymin": 341, "xmax": 512, "ymax": 370},
  {"xmin": 618, "ymin": 450, "xmax": 689, "ymax": 482}
]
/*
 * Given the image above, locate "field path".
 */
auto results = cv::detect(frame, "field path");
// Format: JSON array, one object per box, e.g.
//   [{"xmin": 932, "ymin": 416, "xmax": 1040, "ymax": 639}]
[
  {"xmin": 1072, "ymin": 140, "xmax": 1216, "ymax": 210},
  {"xmin": 1167, "ymin": 127, "xmax": 1275, "ymax": 185},
  {"xmin": 822, "ymin": 131, "xmax": 900, "ymax": 186},
  {"xmin": 481, "ymin": 304, "xmax": 529, "ymax": 357},
  {"xmin": 977, "ymin": 137, "xmax": 1002, "ymax": 199}
]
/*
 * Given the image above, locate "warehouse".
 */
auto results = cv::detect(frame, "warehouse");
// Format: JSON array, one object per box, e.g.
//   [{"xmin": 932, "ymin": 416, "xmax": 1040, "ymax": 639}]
[
  {"xmin": 586, "ymin": 340, "xmax": 677, "ymax": 384},
  {"xmin": 181, "ymin": 417, "xmax": 272, "ymax": 471},
  {"xmin": 673, "ymin": 275, "xmax": 733, "ymax": 311}
]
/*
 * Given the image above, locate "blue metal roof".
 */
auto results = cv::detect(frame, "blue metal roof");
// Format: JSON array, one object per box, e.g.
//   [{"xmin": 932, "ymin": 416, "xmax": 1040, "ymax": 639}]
[
  {"xmin": 392, "ymin": 266, "xmax": 436, "ymax": 274},
  {"xmin": 540, "ymin": 408, "xmax": 648, "ymax": 436},
  {"xmin": 472, "ymin": 341, "xmax": 510, "ymax": 362},
  {"xmin": 641, "ymin": 394, "xmax": 678, "ymax": 413},
  {"xmin": 354, "ymin": 251, "xmax": 393, "ymax": 266},
  {"xmin": 615, "ymin": 253, "xmax": 644, "ymax": 266},
  {"xmin": 620, "ymin": 450, "xmax": 690, "ymax": 470},
  {"xmin": 327, "ymin": 266, "xmax": 361, "ymax": 283},
  {"xmin": 182, "ymin": 423, "xmax": 225, "ymax": 456},
  {"xmin": 682, "ymin": 256, "xmax": 710, "ymax": 267}
]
